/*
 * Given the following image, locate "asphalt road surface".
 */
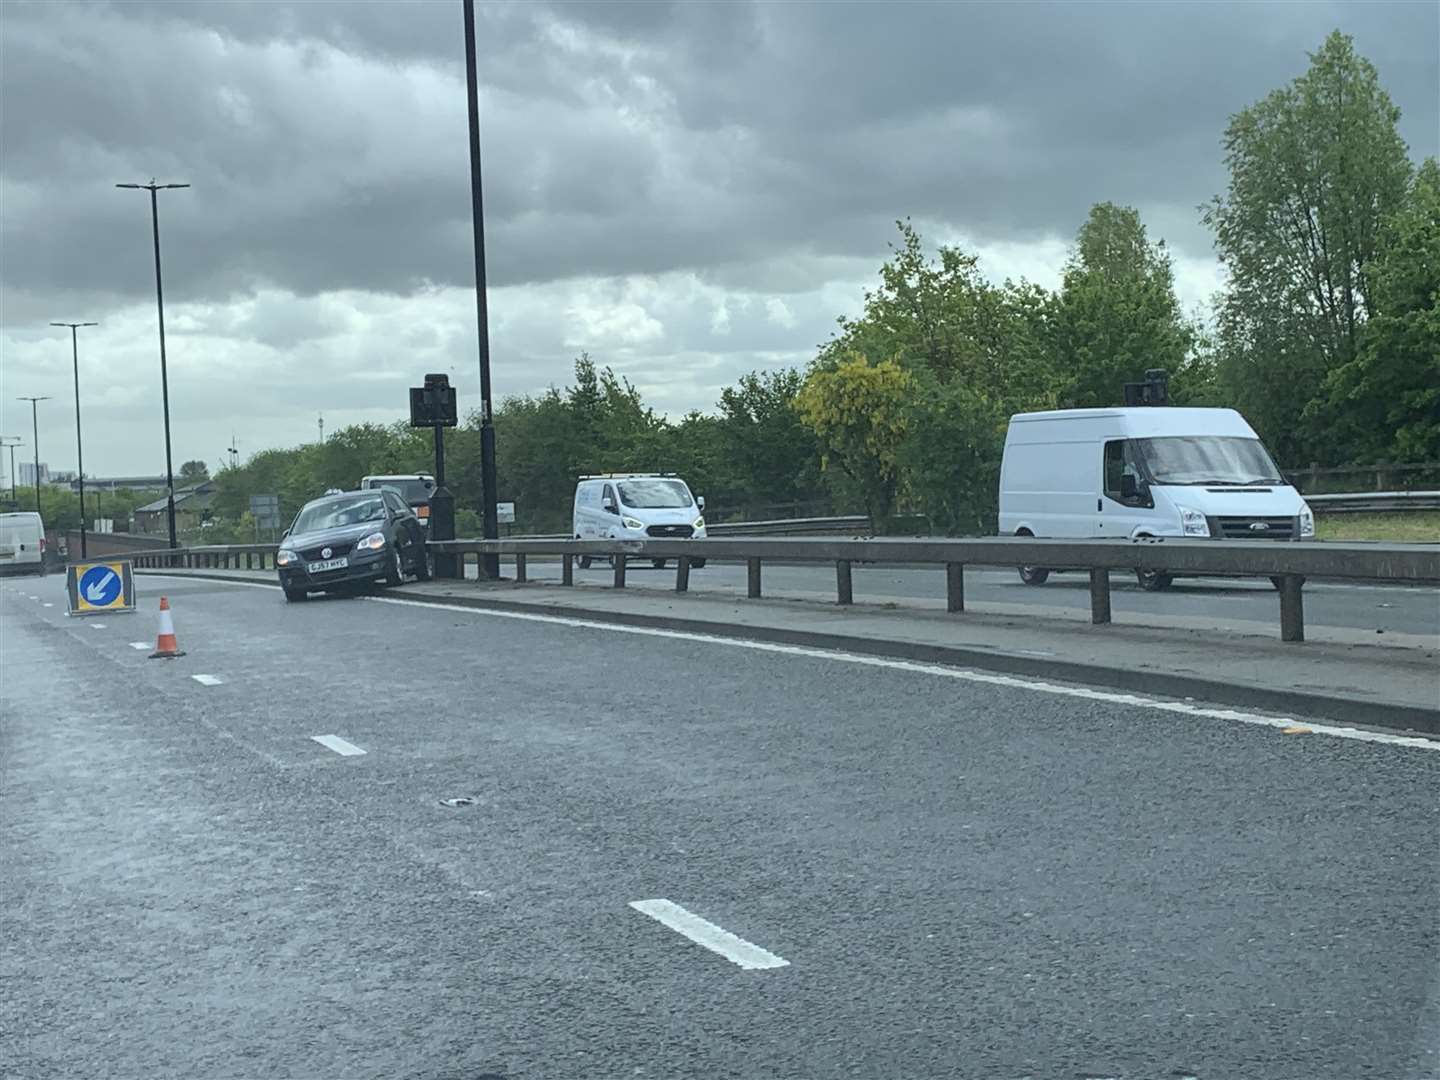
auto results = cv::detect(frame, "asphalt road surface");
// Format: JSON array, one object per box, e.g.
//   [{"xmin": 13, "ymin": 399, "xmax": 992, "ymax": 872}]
[
  {"xmin": 522, "ymin": 561, "xmax": 1440, "ymax": 637},
  {"xmin": 4, "ymin": 574, "xmax": 1438, "ymax": 1080}
]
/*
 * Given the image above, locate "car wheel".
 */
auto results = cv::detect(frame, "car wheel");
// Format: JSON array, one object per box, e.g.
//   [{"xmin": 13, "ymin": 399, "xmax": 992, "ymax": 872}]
[
  {"xmin": 416, "ymin": 545, "xmax": 434, "ymax": 582},
  {"xmin": 1018, "ymin": 566, "xmax": 1049, "ymax": 585},
  {"xmin": 652, "ymin": 558, "xmax": 667, "ymax": 569},
  {"xmin": 1137, "ymin": 569, "xmax": 1174, "ymax": 591},
  {"xmin": 384, "ymin": 547, "xmax": 404, "ymax": 587},
  {"xmin": 690, "ymin": 558, "xmax": 706, "ymax": 569},
  {"xmin": 283, "ymin": 586, "xmax": 308, "ymax": 603}
]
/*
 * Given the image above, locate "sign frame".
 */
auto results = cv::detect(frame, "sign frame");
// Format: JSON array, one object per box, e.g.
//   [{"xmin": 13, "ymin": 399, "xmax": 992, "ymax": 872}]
[{"xmin": 66, "ymin": 559, "xmax": 137, "ymax": 617}]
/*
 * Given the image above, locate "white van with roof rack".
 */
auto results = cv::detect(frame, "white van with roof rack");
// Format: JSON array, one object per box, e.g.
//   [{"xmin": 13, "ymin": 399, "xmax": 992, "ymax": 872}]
[
  {"xmin": 360, "ymin": 474, "xmax": 435, "ymax": 527},
  {"xmin": 998, "ymin": 405, "xmax": 1314, "ymax": 591},
  {"xmin": 572, "ymin": 473, "xmax": 707, "ymax": 570}
]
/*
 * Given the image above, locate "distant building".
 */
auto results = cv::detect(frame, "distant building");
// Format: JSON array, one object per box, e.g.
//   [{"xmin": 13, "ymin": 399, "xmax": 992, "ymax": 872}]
[
  {"xmin": 133, "ymin": 481, "xmax": 219, "ymax": 534},
  {"xmin": 69, "ymin": 474, "xmax": 171, "ymax": 492},
  {"xmin": 18, "ymin": 462, "xmax": 49, "ymax": 487}
]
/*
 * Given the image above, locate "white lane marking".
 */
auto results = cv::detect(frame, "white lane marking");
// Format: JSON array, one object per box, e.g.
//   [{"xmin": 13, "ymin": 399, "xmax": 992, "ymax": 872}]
[
  {"xmin": 129, "ymin": 642, "xmax": 150, "ymax": 650},
  {"xmin": 629, "ymin": 898, "xmax": 789, "ymax": 971},
  {"xmin": 311, "ymin": 734, "xmax": 366, "ymax": 756},
  {"xmin": 191, "ymin": 674, "xmax": 223, "ymax": 686},
  {"xmin": 136, "ymin": 574, "xmax": 1436, "ymax": 753},
  {"xmin": 89, "ymin": 623, "xmax": 106, "ymax": 629},
  {"xmin": 42, "ymin": 602, "xmax": 52, "ymax": 607},
  {"xmin": 367, "ymin": 594, "xmax": 1440, "ymax": 753}
]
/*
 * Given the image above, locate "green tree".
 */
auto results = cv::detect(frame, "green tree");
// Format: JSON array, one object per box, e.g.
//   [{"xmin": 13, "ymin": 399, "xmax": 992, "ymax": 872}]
[
  {"xmin": 1322, "ymin": 158, "xmax": 1440, "ymax": 461},
  {"xmin": 795, "ymin": 355, "xmax": 913, "ymax": 524},
  {"xmin": 1053, "ymin": 203, "xmax": 1194, "ymax": 406},
  {"xmin": 1204, "ymin": 30, "xmax": 1414, "ymax": 463},
  {"xmin": 179, "ymin": 459, "xmax": 209, "ymax": 483},
  {"xmin": 715, "ymin": 369, "xmax": 824, "ymax": 516},
  {"xmin": 897, "ymin": 373, "xmax": 1007, "ymax": 535}
]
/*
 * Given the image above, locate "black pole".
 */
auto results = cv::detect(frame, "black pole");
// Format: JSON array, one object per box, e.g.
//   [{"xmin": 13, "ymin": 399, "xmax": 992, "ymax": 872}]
[
  {"xmin": 30, "ymin": 402, "xmax": 40, "ymax": 515},
  {"xmin": 71, "ymin": 328, "xmax": 86, "ymax": 558},
  {"xmin": 434, "ymin": 423, "xmax": 446, "ymax": 488},
  {"xmin": 148, "ymin": 187, "xmax": 179, "ymax": 550},
  {"xmin": 463, "ymin": 0, "xmax": 499, "ymax": 580}
]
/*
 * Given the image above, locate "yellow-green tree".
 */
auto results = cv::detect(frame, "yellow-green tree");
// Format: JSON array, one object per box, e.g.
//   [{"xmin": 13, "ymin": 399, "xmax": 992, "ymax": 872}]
[{"xmin": 794, "ymin": 355, "xmax": 913, "ymax": 525}]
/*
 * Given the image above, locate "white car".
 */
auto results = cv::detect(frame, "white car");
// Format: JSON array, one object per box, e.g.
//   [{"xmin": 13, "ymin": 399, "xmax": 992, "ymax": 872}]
[
  {"xmin": 0, "ymin": 511, "xmax": 47, "ymax": 576},
  {"xmin": 572, "ymin": 474, "xmax": 707, "ymax": 569},
  {"xmin": 998, "ymin": 406, "xmax": 1313, "ymax": 591}
]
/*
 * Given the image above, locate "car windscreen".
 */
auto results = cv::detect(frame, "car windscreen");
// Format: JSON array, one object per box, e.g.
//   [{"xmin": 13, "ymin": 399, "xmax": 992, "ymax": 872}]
[
  {"xmin": 371, "ymin": 479, "xmax": 433, "ymax": 504},
  {"xmin": 617, "ymin": 479, "xmax": 693, "ymax": 508},
  {"xmin": 292, "ymin": 496, "xmax": 387, "ymax": 534},
  {"xmin": 1134, "ymin": 436, "xmax": 1283, "ymax": 486}
]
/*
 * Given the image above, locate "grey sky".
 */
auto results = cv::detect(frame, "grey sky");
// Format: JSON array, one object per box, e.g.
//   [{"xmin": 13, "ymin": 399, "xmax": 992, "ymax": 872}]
[{"xmin": 1, "ymin": 0, "xmax": 1435, "ymax": 476}]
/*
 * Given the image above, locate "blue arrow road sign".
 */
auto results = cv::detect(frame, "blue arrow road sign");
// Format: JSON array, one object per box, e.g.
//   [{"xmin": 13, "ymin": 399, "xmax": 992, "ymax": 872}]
[{"xmin": 79, "ymin": 565, "xmax": 122, "ymax": 607}]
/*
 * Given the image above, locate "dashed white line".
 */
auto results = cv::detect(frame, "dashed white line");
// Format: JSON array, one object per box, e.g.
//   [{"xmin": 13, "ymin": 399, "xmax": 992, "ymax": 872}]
[
  {"xmin": 42, "ymin": 602, "xmax": 53, "ymax": 608},
  {"xmin": 129, "ymin": 642, "xmax": 150, "ymax": 650},
  {"xmin": 629, "ymin": 898, "xmax": 789, "ymax": 970},
  {"xmin": 89, "ymin": 623, "xmax": 106, "ymax": 629},
  {"xmin": 311, "ymin": 734, "xmax": 366, "ymax": 756},
  {"xmin": 191, "ymin": 674, "xmax": 223, "ymax": 686}
]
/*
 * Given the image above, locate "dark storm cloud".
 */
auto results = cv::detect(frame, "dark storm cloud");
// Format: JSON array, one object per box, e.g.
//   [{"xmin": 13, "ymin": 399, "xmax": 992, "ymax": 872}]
[{"xmin": 0, "ymin": 0, "xmax": 1435, "ymax": 318}]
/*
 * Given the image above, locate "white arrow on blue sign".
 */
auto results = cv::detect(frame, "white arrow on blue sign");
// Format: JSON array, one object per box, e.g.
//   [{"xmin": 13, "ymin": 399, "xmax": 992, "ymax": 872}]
[{"xmin": 79, "ymin": 565, "xmax": 122, "ymax": 606}]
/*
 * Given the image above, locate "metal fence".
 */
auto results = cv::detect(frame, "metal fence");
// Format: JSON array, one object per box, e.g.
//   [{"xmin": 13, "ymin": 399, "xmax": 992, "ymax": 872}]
[{"xmin": 129, "ymin": 533, "xmax": 1439, "ymax": 645}]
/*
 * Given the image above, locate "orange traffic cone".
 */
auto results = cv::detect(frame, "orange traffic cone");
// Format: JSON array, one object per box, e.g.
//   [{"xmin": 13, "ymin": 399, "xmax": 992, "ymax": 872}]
[{"xmin": 148, "ymin": 596, "xmax": 186, "ymax": 659}]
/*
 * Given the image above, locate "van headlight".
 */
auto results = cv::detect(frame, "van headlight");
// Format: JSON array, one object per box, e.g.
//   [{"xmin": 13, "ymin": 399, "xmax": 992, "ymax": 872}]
[
  {"xmin": 1299, "ymin": 506, "xmax": 1315, "ymax": 537},
  {"xmin": 1177, "ymin": 506, "xmax": 1210, "ymax": 537},
  {"xmin": 622, "ymin": 516, "xmax": 645, "ymax": 531},
  {"xmin": 693, "ymin": 517, "xmax": 705, "ymax": 530}
]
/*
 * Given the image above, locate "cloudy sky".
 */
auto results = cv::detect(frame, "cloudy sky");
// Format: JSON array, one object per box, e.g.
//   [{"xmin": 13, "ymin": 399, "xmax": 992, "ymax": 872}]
[{"xmin": 1, "ymin": 0, "xmax": 1435, "ymax": 477}]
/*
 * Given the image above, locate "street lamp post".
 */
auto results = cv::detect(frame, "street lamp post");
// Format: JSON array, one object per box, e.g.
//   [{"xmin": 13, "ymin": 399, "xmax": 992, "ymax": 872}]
[
  {"xmin": 117, "ymin": 180, "xmax": 189, "ymax": 549},
  {"xmin": 0, "ymin": 437, "xmax": 21, "ymax": 499},
  {"xmin": 462, "ymin": 0, "xmax": 500, "ymax": 580},
  {"xmin": 16, "ymin": 397, "xmax": 50, "ymax": 515},
  {"xmin": 51, "ymin": 321, "xmax": 98, "ymax": 558}
]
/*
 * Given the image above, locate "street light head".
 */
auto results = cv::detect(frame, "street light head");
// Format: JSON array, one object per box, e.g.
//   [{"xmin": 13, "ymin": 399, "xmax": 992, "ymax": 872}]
[
  {"xmin": 115, "ymin": 183, "xmax": 142, "ymax": 189},
  {"xmin": 162, "ymin": 184, "xmax": 191, "ymax": 189}
]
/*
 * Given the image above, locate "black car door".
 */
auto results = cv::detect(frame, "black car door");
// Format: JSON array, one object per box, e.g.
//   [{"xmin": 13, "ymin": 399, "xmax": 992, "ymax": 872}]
[{"xmin": 384, "ymin": 492, "xmax": 418, "ymax": 566}]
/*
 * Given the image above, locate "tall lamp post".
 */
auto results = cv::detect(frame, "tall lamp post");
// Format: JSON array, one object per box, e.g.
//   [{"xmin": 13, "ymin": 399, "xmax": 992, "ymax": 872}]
[
  {"xmin": 0, "ymin": 437, "xmax": 20, "ymax": 499},
  {"xmin": 16, "ymin": 397, "xmax": 50, "ymax": 515},
  {"xmin": 462, "ymin": 0, "xmax": 500, "ymax": 579},
  {"xmin": 51, "ymin": 321, "xmax": 98, "ymax": 558},
  {"xmin": 117, "ymin": 180, "xmax": 189, "ymax": 549}
]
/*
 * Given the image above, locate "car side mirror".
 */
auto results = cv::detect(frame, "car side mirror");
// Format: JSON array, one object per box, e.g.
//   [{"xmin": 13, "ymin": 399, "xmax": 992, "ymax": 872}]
[
  {"xmin": 697, "ymin": 495, "xmax": 705, "ymax": 511},
  {"xmin": 1120, "ymin": 474, "xmax": 1138, "ymax": 500}
]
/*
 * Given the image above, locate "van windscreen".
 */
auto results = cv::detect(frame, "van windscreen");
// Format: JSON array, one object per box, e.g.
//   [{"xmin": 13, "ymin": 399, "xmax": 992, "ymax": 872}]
[
  {"xmin": 617, "ymin": 479, "xmax": 693, "ymax": 508},
  {"xmin": 1135, "ymin": 437, "xmax": 1282, "ymax": 486}
]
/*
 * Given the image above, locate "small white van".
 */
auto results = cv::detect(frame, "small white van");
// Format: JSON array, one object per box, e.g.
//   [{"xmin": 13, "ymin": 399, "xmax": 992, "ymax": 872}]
[
  {"xmin": 998, "ymin": 407, "xmax": 1314, "ymax": 590},
  {"xmin": 572, "ymin": 474, "xmax": 707, "ymax": 569},
  {"xmin": 0, "ymin": 512, "xmax": 47, "ymax": 576},
  {"xmin": 360, "ymin": 474, "xmax": 435, "ymax": 526}
]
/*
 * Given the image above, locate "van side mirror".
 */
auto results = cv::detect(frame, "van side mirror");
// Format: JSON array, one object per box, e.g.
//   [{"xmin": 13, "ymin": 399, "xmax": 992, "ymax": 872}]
[
  {"xmin": 697, "ymin": 495, "xmax": 705, "ymax": 511},
  {"xmin": 1120, "ymin": 474, "xmax": 1138, "ymax": 501},
  {"xmin": 602, "ymin": 497, "xmax": 617, "ymax": 514}
]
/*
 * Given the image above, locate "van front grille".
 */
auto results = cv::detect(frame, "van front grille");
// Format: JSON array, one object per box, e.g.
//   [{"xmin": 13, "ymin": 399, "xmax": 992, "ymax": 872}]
[
  {"xmin": 1212, "ymin": 516, "xmax": 1296, "ymax": 540},
  {"xmin": 646, "ymin": 524, "xmax": 694, "ymax": 538}
]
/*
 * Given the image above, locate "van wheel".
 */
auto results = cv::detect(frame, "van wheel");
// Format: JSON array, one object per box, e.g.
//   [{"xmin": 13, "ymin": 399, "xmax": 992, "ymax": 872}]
[
  {"xmin": 1137, "ymin": 569, "xmax": 1174, "ymax": 591},
  {"xmin": 576, "ymin": 554, "xmax": 592, "ymax": 570},
  {"xmin": 690, "ymin": 558, "xmax": 706, "ymax": 570},
  {"xmin": 652, "ymin": 559, "xmax": 667, "ymax": 569},
  {"xmin": 1018, "ymin": 566, "xmax": 1049, "ymax": 586}
]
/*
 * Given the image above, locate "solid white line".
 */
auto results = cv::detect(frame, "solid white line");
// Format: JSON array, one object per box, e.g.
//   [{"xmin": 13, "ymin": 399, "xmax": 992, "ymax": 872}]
[
  {"xmin": 311, "ymin": 734, "xmax": 366, "ymax": 756},
  {"xmin": 129, "ymin": 642, "xmax": 150, "ymax": 650},
  {"xmin": 367, "ymin": 594, "xmax": 1440, "ymax": 752},
  {"xmin": 629, "ymin": 898, "xmax": 789, "ymax": 970},
  {"xmin": 191, "ymin": 674, "xmax": 224, "ymax": 686}
]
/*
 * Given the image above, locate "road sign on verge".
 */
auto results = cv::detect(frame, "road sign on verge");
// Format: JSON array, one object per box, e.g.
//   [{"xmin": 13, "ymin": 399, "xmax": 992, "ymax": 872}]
[
  {"xmin": 66, "ymin": 560, "xmax": 136, "ymax": 617},
  {"xmin": 496, "ymin": 501, "xmax": 516, "ymax": 524}
]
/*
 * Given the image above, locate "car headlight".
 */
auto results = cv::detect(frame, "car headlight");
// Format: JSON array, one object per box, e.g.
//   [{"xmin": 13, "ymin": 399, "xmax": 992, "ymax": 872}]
[
  {"xmin": 1299, "ymin": 506, "xmax": 1315, "ymax": 537},
  {"xmin": 622, "ymin": 516, "xmax": 645, "ymax": 531},
  {"xmin": 356, "ymin": 532, "xmax": 387, "ymax": 551},
  {"xmin": 1177, "ymin": 506, "xmax": 1210, "ymax": 537},
  {"xmin": 276, "ymin": 549, "xmax": 298, "ymax": 567},
  {"xmin": 693, "ymin": 517, "xmax": 705, "ymax": 530}
]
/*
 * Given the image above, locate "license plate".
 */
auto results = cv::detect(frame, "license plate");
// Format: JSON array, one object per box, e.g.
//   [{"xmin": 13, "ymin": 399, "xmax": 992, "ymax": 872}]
[{"xmin": 307, "ymin": 557, "xmax": 348, "ymax": 573}]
